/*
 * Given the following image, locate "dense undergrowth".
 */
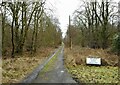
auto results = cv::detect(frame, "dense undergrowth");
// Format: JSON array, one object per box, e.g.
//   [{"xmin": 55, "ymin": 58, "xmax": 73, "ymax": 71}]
[
  {"xmin": 2, "ymin": 47, "xmax": 55, "ymax": 83},
  {"xmin": 64, "ymin": 46, "xmax": 119, "ymax": 83}
]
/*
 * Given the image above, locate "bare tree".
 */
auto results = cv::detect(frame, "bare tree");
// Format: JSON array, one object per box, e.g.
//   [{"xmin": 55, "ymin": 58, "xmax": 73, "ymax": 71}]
[{"xmin": 71, "ymin": 0, "xmax": 118, "ymax": 49}]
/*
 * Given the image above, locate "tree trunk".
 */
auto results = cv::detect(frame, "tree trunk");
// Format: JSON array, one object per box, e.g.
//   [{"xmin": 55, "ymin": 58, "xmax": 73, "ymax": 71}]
[
  {"xmin": 16, "ymin": 2, "xmax": 25, "ymax": 54},
  {"xmin": 11, "ymin": 14, "xmax": 15, "ymax": 58},
  {"xmin": 31, "ymin": 13, "xmax": 36, "ymax": 54},
  {"xmin": 2, "ymin": 12, "xmax": 5, "ymax": 53},
  {"xmin": 15, "ymin": 13, "xmax": 19, "ymax": 52},
  {"xmin": 34, "ymin": 18, "xmax": 39, "ymax": 52}
]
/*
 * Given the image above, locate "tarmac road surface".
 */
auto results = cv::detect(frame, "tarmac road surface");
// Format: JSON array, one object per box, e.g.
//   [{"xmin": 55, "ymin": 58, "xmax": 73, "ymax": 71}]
[{"xmin": 32, "ymin": 46, "xmax": 77, "ymax": 83}]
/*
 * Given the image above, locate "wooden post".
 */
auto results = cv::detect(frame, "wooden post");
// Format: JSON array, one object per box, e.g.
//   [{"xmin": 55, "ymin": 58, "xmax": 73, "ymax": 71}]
[
  {"xmin": 118, "ymin": 2, "xmax": 120, "ymax": 32},
  {"xmin": 69, "ymin": 15, "xmax": 72, "ymax": 49}
]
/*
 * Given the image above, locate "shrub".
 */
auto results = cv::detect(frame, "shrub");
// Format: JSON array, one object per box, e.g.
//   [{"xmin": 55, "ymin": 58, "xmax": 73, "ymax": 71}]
[{"xmin": 112, "ymin": 33, "xmax": 120, "ymax": 56}]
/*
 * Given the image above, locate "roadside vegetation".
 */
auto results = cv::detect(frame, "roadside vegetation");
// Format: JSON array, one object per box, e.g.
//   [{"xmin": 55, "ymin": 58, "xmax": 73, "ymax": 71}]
[
  {"xmin": 64, "ymin": 47, "xmax": 119, "ymax": 83},
  {"xmin": 38, "ymin": 47, "xmax": 62, "ymax": 77},
  {"xmin": 1, "ymin": 0, "xmax": 120, "ymax": 84},
  {"xmin": 1, "ymin": 0, "xmax": 62, "ymax": 83},
  {"xmin": 64, "ymin": 0, "xmax": 119, "ymax": 84},
  {"xmin": 2, "ymin": 47, "xmax": 55, "ymax": 83}
]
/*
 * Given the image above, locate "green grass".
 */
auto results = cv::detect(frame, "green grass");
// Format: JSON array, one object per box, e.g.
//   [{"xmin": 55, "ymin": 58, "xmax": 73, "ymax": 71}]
[
  {"xmin": 67, "ymin": 65, "xmax": 119, "ymax": 83},
  {"xmin": 38, "ymin": 47, "xmax": 62, "ymax": 76},
  {"xmin": 64, "ymin": 47, "xmax": 119, "ymax": 83}
]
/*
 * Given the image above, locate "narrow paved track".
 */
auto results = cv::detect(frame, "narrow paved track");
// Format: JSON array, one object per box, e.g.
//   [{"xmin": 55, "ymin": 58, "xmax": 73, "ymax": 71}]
[{"xmin": 32, "ymin": 47, "xmax": 77, "ymax": 83}]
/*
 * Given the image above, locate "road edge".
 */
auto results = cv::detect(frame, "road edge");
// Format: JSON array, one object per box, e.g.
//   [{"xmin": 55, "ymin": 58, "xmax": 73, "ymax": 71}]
[{"xmin": 20, "ymin": 46, "xmax": 62, "ymax": 83}]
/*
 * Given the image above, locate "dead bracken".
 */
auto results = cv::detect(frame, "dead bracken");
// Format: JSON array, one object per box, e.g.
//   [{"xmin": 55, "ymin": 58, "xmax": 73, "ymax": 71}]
[{"xmin": 64, "ymin": 47, "xmax": 119, "ymax": 83}]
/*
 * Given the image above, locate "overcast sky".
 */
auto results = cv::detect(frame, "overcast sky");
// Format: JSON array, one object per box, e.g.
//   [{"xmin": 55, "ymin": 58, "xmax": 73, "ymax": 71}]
[
  {"xmin": 0, "ymin": 0, "xmax": 80, "ymax": 38},
  {"xmin": 46, "ymin": 0, "xmax": 80, "ymax": 38},
  {"xmin": 1, "ymin": 0, "xmax": 119, "ymax": 38},
  {"xmin": 46, "ymin": 0, "xmax": 119, "ymax": 38}
]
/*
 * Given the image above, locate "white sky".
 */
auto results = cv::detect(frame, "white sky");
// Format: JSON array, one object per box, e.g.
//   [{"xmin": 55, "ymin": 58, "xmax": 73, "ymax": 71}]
[
  {"xmin": 46, "ymin": 0, "xmax": 80, "ymax": 38},
  {"xmin": 0, "ymin": 0, "xmax": 80, "ymax": 38},
  {"xmin": 0, "ymin": 0, "xmax": 119, "ymax": 38},
  {"xmin": 46, "ymin": 0, "xmax": 119, "ymax": 38}
]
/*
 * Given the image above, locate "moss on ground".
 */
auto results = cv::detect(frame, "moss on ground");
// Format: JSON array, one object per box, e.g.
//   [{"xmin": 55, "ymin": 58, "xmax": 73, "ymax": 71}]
[
  {"xmin": 64, "ymin": 47, "xmax": 119, "ymax": 83},
  {"xmin": 38, "ymin": 47, "xmax": 62, "ymax": 76},
  {"xmin": 67, "ymin": 65, "xmax": 118, "ymax": 83}
]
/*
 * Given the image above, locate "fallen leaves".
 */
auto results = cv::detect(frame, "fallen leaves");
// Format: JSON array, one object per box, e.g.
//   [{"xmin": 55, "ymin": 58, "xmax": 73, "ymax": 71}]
[
  {"xmin": 65, "ymin": 46, "xmax": 118, "ymax": 66},
  {"xmin": 2, "ymin": 47, "xmax": 55, "ymax": 83}
]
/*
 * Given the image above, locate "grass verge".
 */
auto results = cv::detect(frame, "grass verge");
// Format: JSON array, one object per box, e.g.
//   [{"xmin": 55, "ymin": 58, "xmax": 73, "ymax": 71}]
[
  {"xmin": 64, "ymin": 46, "xmax": 119, "ymax": 83},
  {"xmin": 2, "ymin": 47, "xmax": 55, "ymax": 83},
  {"xmin": 67, "ymin": 65, "xmax": 118, "ymax": 83},
  {"xmin": 38, "ymin": 47, "xmax": 62, "ymax": 75}
]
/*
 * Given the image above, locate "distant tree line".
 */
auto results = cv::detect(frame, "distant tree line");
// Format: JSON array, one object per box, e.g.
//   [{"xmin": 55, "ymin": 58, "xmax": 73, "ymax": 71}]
[
  {"xmin": 1, "ymin": 0, "xmax": 62, "ymax": 58},
  {"xmin": 64, "ymin": 0, "xmax": 120, "ymax": 55}
]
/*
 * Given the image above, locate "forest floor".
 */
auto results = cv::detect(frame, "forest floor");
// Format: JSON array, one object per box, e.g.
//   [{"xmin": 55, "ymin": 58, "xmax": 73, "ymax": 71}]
[
  {"xmin": 64, "ymin": 46, "xmax": 119, "ymax": 83},
  {"xmin": 2, "ymin": 47, "xmax": 55, "ymax": 83}
]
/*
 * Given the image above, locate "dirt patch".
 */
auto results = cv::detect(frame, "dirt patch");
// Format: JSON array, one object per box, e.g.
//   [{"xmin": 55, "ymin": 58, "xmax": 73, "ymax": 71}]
[{"xmin": 75, "ymin": 57, "xmax": 83, "ymax": 65}]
